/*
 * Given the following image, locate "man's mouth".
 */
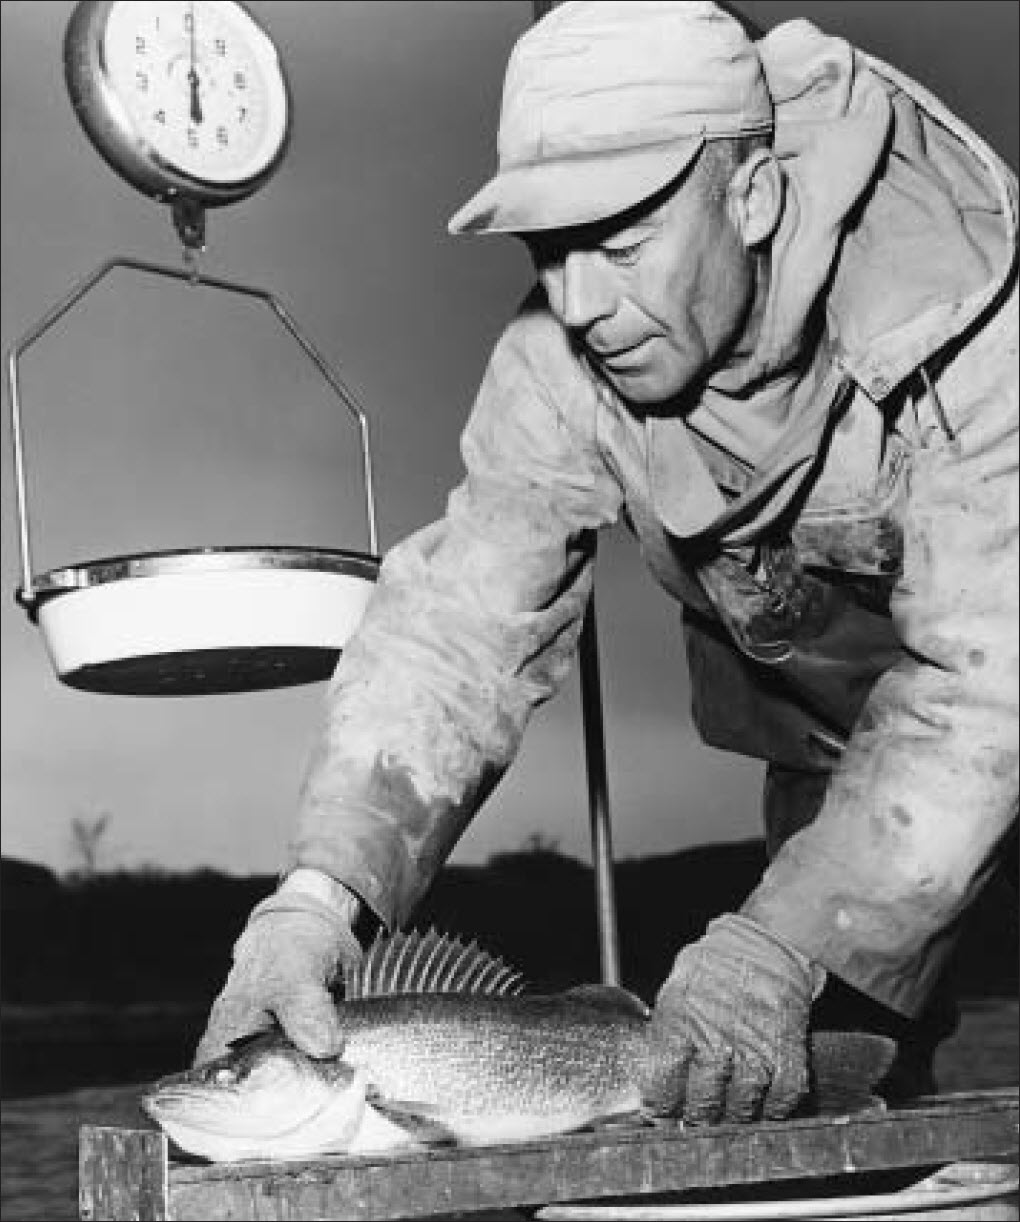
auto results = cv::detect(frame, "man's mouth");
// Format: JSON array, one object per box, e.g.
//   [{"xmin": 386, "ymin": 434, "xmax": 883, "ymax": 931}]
[{"xmin": 590, "ymin": 338, "xmax": 653, "ymax": 370}]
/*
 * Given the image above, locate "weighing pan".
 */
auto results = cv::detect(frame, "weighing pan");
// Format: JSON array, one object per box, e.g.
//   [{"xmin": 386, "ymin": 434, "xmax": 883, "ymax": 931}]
[{"xmin": 23, "ymin": 546, "xmax": 379, "ymax": 696}]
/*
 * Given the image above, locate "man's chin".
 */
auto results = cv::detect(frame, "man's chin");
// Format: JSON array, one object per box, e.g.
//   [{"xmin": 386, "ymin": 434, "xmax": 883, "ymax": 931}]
[{"xmin": 599, "ymin": 364, "xmax": 689, "ymax": 410}]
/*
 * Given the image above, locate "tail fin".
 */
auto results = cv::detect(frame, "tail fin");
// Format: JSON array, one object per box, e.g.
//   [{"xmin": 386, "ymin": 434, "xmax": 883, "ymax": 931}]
[{"xmin": 807, "ymin": 1030, "xmax": 899, "ymax": 1116}]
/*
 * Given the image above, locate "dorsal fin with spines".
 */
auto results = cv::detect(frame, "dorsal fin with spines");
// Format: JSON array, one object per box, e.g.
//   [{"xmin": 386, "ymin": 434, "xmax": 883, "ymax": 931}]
[{"xmin": 342, "ymin": 929, "xmax": 527, "ymax": 1000}]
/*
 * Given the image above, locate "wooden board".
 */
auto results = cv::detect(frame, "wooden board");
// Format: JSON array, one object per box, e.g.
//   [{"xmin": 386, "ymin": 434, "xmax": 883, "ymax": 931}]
[{"xmin": 79, "ymin": 1088, "xmax": 1019, "ymax": 1221}]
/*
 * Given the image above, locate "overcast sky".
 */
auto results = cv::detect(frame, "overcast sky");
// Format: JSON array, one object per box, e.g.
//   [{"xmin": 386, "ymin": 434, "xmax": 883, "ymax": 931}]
[{"xmin": 2, "ymin": 2, "xmax": 1017, "ymax": 877}]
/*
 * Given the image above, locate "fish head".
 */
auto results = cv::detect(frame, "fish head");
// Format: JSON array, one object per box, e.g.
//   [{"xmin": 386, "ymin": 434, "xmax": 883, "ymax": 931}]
[{"xmin": 141, "ymin": 1031, "xmax": 367, "ymax": 1162}]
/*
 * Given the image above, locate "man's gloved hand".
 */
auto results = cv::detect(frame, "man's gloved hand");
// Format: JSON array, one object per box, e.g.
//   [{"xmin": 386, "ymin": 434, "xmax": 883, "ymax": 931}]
[
  {"xmin": 648, "ymin": 912, "xmax": 822, "ymax": 1126},
  {"xmin": 193, "ymin": 880, "xmax": 363, "ymax": 1066}
]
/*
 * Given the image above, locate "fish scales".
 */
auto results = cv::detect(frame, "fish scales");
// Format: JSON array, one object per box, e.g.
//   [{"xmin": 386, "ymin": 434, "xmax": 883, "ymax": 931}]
[{"xmin": 337, "ymin": 991, "xmax": 649, "ymax": 1118}]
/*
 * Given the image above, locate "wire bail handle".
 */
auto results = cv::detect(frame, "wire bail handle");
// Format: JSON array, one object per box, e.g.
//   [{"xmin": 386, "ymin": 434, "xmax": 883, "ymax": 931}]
[{"xmin": 6, "ymin": 253, "xmax": 380, "ymax": 610}]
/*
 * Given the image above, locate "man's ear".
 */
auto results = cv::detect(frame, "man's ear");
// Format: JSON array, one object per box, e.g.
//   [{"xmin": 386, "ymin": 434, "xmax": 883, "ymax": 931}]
[{"xmin": 727, "ymin": 150, "xmax": 783, "ymax": 249}]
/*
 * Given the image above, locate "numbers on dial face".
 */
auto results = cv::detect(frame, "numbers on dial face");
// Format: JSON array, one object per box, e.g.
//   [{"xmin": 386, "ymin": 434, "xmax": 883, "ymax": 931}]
[{"xmin": 102, "ymin": 1, "xmax": 287, "ymax": 185}]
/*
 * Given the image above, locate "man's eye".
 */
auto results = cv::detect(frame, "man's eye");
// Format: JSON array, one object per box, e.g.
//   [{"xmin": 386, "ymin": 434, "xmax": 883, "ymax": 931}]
[{"xmin": 603, "ymin": 241, "xmax": 644, "ymax": 265}]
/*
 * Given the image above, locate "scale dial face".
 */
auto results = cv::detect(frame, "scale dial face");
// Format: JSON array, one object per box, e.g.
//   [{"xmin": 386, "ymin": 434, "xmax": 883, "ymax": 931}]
[{"xmin": 65, "ymin": 1, "xmax": 291, "ymax": 206}]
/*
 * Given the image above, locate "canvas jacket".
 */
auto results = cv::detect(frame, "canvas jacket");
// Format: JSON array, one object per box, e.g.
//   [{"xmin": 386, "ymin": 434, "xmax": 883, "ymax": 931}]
[{"xmin": 290, "ymin": 21, "xmax": 1019, "ymax": 1017}]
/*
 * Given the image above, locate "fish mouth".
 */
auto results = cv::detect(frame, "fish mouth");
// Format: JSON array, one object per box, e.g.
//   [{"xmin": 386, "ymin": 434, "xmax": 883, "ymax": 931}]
[
  {"xmin": 140, "ymin": 1083, "xmax": 264, "ymax": 1139},
  {"xmin": 141, "ymin": 1085, "xmax": 230, "ymax": 1124}
]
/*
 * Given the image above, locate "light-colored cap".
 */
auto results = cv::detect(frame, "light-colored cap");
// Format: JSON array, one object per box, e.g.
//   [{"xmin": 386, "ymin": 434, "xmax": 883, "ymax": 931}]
[{"xmin": 448, "ymin": 1, "xmax": 773, "ymax": 236}]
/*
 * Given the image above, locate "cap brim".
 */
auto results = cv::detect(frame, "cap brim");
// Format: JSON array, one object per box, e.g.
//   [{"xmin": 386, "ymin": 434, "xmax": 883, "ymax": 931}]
[{"xmin": 448, "ymin": 135, "xmax": 706, "ymax": 236}]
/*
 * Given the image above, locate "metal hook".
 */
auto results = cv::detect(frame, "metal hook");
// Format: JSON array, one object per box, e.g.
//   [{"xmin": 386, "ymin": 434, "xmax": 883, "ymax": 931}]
[{"xmin": 182, "ymin": 244, "xmax": 201, "ymax": 284}]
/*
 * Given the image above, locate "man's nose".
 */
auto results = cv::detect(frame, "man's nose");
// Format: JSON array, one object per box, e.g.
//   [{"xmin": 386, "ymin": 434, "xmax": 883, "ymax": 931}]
[{"xmin": 558, "ymin": 250, "xmax": 616, "ymax": 331}]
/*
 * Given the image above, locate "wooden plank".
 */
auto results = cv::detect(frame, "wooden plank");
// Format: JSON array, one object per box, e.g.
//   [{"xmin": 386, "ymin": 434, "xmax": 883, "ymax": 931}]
[
  {"xmin": 79, "ymin": 1126, "xmax": 169, "ymax": 1221},
  {"xmin": 78, "ymin": 1090, "xmax": 1019, "ymax": 1221}
]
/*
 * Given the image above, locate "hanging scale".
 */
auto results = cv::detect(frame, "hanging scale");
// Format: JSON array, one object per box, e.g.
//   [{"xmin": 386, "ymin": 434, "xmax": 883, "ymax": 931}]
[{"xmin": 7, "ymin": 1, "xmax": 380, "ymax": 696}]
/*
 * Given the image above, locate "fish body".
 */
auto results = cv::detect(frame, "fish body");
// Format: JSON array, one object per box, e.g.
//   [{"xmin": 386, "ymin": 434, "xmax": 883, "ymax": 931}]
[
  {"xmin": 142, "ymin": 931, "xmax": 895, "ymax": 1162},
  {"xmin": 329, "ymin": 985, "xmax": 655, "ymax": 1147}
]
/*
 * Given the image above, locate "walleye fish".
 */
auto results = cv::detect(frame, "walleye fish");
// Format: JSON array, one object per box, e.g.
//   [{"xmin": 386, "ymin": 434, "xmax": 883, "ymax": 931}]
[{"xmin": 142, "ymin": 930, "xmax": 896, "ymax": 1162}]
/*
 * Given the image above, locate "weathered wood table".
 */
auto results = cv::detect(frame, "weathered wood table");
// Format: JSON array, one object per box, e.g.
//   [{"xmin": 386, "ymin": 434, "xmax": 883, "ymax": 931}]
[{"xmin": 79, "ymin": 1087, "xmax": 1018, "ymax": 1220}]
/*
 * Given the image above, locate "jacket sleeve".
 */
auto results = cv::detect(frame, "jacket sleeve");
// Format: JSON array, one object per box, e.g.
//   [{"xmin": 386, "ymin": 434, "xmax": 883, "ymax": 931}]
[
  {"xmin": 287, "ymin": 297, "xmax": 622, "ymax": 928},
  {"xmin": 743, "ymin": 282, "xmax": 1019, "ymax": 1016}
]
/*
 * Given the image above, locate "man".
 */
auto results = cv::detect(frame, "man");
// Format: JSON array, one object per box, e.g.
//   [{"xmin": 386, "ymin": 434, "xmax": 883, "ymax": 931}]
[{"xmin": 196, "ymin": 2, "xmax": 1018, "ymax": 1125}]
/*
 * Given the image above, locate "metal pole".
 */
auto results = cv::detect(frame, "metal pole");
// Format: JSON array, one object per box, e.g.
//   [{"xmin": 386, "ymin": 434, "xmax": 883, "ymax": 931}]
[{"xmin": 578, "ymin": 597, "xmax": 621, "ymax": 986}]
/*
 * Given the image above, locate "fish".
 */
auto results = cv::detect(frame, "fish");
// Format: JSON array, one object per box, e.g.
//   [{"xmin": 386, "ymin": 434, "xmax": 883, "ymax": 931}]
[{"xmin": 141, "ymin": 929, "xmax": 897, "ymax": 1162}]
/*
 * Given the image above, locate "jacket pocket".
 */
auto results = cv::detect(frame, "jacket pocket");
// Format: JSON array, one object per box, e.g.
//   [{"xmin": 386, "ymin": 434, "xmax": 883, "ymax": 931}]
[
  {"xmin": 792, "ymin": 433, "xmax": 910, "ymax": 578},
  {"xmin": 684, "ymin": 574, "xmax": 904, "ymax": 772}
]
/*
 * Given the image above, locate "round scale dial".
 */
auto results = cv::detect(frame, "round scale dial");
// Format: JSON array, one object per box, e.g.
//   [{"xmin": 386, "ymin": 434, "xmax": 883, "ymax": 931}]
[{"xmin": 65, "ymin": 1, "xmax": 291, "ymax": 206}]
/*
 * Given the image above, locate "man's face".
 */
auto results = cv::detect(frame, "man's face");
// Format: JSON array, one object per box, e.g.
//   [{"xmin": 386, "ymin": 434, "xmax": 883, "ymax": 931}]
[{"xmin": 525, "ymin": 159, "xmax": 759, "ymax": 406}]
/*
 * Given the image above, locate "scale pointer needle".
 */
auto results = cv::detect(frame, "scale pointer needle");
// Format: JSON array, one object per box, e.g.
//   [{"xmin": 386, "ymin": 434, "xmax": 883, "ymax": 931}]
[{"xmin": 187, "ymin": 3, "xmax": 203, "ymax": 125}]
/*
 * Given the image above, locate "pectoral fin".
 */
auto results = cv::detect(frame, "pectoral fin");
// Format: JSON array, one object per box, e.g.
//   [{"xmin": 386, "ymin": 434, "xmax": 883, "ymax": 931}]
[{"xmin": 364, "ymin": 1091, "xmax": 459, "ymax": 1145}]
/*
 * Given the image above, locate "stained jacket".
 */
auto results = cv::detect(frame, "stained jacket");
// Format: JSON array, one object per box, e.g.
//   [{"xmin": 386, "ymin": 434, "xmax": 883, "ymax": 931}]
[{"xmin": 290, "ymin": 21, "xmax": 1019, "ymax": 1017}]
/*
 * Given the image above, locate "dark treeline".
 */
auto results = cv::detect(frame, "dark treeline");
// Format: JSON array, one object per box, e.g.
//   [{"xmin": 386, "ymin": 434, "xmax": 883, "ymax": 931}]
[{"xmin": 3, "ymin": 838, "xmax": 1017, "ymax": 1009}]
